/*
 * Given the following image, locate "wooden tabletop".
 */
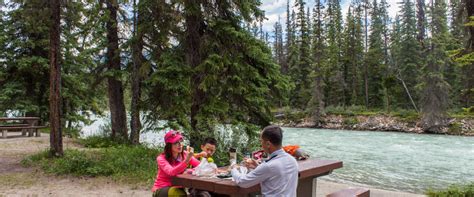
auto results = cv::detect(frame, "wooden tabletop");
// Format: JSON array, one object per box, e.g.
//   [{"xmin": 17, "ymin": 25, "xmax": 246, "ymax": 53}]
[
  {"xmin": 172, "ymin": 159, "xmax": 343, "ymax": 195},
  {"xmin": 0, "ymin": 117, "xmax": 40, "ymax": 121}
]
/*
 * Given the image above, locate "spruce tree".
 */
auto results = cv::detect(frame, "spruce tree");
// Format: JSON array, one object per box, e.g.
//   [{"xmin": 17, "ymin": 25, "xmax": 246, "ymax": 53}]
[
  {"xmin": 105, "ymin": 0, "xmax": 128, "ymax": 140},
  {"xmin": 273, "ymin": 17, "xmax": 285, "ymax": 68},
  {"xmin": 290, "ymin": 0, "xmax": 313, "ymax": 108},
  {"xmin": 397, "ymin": 0, "xmax": 421, "ymax": 110},
  {"xmin": 325, "ymin": 0, "xmax": 344, "ymax": 106},
  {"xmin": 183, "ymin": 1, "xmax": 290, "ymax": 146},
  {"xmin": 366, "ymin": 0, "xmax": 385, "ymax": 107},
  {"xmin": 309, "ymin": 0, "xmax": 326, "ymax": 123},
  {"xmin": 342, "ymin": 2, "xmax": 364, "ymax": 107},
  {"xmin": 421, "ymin": 0, "xmax": 450, "ymax": 133}
]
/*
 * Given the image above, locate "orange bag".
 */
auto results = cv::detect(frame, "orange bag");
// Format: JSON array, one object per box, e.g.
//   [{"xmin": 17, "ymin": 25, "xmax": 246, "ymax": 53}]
[{"xmin": 283, "ymin": 145, "xmax": 300, "ymax": 156}]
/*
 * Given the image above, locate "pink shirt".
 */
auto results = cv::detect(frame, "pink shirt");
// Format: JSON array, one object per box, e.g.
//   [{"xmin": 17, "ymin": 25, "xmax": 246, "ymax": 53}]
[{"xmin": 152, "ymin": 151, "xmax": 200, "ymax": 192}]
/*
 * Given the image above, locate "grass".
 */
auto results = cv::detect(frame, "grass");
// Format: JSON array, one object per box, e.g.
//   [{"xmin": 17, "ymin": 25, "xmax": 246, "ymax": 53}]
[
  {"xmin": 21, "ymin": 136, "xmax": 162, "ymax": 186},
  {"xmin": 426, "ymin": 183, "xmax": 474, "ymax": 197},
  {"xmin": 0, "ymin": 172, "xmax": 38, "ymax": 188}
]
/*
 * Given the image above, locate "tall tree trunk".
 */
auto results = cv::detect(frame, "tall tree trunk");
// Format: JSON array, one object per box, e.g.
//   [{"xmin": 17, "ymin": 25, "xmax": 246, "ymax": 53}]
[
  {"xmin": 130, "ymin": 0, "xmax": 144, "ymax": 144},
  {"xmin": 106, "ymin": 0, "xmax": 127, "ymax": 140},
  {"xmin": 184, "ymin": 0, "xmax": 205, "ymax": 147},
  {"xmin": 49, "ymin": 0, "xmax": 63, "ymax": 157}
]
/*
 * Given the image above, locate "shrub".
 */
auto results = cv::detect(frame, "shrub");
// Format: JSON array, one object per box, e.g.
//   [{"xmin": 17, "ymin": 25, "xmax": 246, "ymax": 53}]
[{"xmin": 426, "ymin": 183, "xmax": 474, "ymax": 197}]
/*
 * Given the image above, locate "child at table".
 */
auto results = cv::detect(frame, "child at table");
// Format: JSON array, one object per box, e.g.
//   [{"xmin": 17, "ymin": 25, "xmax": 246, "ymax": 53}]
[{"xmin": 193, "ymin": 137, "xmax": 217, "ymax": 162}]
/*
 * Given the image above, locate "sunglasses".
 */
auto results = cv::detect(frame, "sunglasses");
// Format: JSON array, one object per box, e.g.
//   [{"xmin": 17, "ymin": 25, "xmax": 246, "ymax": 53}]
[
  {"xmin": 169, "ymin": 130, "xmax": 181, "ymax": 137},
  {"xmin": 173, "ymin": 139, "xmax": 184, "ymax": 145}
]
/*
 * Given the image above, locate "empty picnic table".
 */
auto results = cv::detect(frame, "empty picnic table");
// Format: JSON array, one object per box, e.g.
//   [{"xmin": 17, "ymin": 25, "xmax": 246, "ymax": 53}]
[
  {"xmin": 172, "ymin": 159, "xmax": 343, "ymax": 197},
  {"xmin": 0, "ymin": 117, "xmax": 45, "ymax": 138}
]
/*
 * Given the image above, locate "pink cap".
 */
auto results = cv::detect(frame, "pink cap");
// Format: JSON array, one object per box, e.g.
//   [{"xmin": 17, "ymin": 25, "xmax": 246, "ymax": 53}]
[{"xmin": 164, "ymin": 130, "xmax": 183, "ymax": 144}]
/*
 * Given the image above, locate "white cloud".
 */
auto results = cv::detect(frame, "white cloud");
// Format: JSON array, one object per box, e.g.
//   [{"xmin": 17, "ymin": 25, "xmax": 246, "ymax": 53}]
[{"xmin": 261, "ymin": 0, "xmax": 287, "ymax": 14}]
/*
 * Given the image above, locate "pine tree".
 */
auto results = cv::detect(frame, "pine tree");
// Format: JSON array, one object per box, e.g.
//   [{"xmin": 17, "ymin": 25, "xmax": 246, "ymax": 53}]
[
  {"xmin": 1, "ymin": 0, "xmax": 51, "ymax": 118},
  {"xmin": 290, "ymin": 0, "xmax": 313, "ymax": 108},
  {"xmin": 284, "ymin": 0, "xmax": 293, "ymax": 74},
  {"xmin": 49, "ymin": 0, "xmax": 63, "ymax": 157},
  {"xmin": 105, "ymin": 0, "xmax": 128, "ymax": 140},
  {"xmin": 421, "ymin": 0, "xmax": 450, "ymax": 133},
  {"xmin": 129, "ymin": 0, "xmax": 147, "ymax": 144},
  {"xmin": 365, "ymin": 0, "xmax": 385, "ymax": 107},
  {"xmin": 287, "ymin": 9, "xmax": 299, "ymax": 82},
  {"xmin": 183, "ymin": 1, "xmax": 290, "ymax": 146},
  {"xmin": 397, "ymin": 0, "xmax": 421, "ymax": 110},
  {"xmin": 416, "ymin": 0, "xmax": 427, "ymax": 48},
  {"xmin": 341, "ymin": 2, "xmax": 364, "ymax": 107},
  {"xmin": 273, "ymin": 17, "xmax": 285, "ymax": 68},
  {"xmin": 309, "ymin": 0, "xmax": 326, "ymax": 123},
  {"xmin": 325, "ymin": 0, "xmax": 344, "ymax": 106}
]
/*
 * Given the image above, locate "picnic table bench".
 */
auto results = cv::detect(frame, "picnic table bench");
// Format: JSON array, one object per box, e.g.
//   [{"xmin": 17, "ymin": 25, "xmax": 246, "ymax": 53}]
[
  {"xmin": 172, "ymin": 159, "xmax": 343, "ymax": 197},
  {"xmin": 0, "ymin": 117, "xmax": 46, "ymax": 138}
]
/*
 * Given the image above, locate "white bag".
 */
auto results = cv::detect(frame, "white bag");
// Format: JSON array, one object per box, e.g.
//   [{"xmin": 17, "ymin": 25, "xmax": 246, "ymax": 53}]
[{"xmin": 193, "ymin": 158, "xmax": 218, "ymax": 177}]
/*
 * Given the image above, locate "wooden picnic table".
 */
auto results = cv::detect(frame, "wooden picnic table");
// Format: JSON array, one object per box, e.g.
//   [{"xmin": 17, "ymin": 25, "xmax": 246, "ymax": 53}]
[
  {"xmin": 0, "ymin": 117, "xmax": 44, "ymax": 138},
  {"xmin": 172, "ymin": 159, "xmax": 343, "ymax": 197}
]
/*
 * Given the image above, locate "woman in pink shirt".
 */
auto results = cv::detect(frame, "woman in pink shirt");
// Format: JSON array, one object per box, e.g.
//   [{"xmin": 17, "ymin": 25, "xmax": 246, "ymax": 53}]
[{"xmin": 152, "ymin": 130, "xmax": 200, "ymax": 196}]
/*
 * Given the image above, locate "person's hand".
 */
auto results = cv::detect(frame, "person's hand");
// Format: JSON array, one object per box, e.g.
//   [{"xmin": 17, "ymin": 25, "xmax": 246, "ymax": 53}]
[
  {"xmin": 185, "ymin": 146, "xmax": 194, "ymax": 163},
  {"xmin": 244, "ymin": 158, "xmax": 258, "ymax": 169},
  {"xmin": 197, "ymin": 151, "xmax": 208, "ymax": 158}
]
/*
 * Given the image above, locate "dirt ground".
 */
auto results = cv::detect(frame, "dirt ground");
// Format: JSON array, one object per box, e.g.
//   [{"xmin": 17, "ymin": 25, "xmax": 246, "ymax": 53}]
[{"xmin": 0, "ymin": 133, "xmax": 424, "ymax": 197}]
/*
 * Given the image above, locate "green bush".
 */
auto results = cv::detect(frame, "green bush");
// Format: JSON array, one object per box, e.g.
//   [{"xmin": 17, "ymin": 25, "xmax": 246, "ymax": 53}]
[
  {"xmin": 78, "ymin": 135, "xmax": 128, "ymax": 148},
  {"xmin": 21, "ymin": 145, "xmax": 161, "ymax": 184},
  {"xmin": 390, "ymin": 109, "xmax": 420, "ymax": 122},
  {"xmin": 325, "ymin": 105, "xmax": 380, "ymax": 116},
  {"xmin": 343, "ymin": 117, "xmax": 359, "ymax": 125},
  {"xmin": 426, "ymin": 183, "xmax": 474, "ymax": 197},
  {"xmin": 448, "ymin": 122, "xmax": 463, "ymax": 135}
]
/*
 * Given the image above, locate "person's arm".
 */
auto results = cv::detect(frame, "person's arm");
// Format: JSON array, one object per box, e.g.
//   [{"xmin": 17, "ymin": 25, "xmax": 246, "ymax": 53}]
[
  {"xmin": 157, "ymin": 155, "xmax": 188, "ymax": 177},
  {"xmin": 231, "ymin": 163, "xmax": 271, "ymax": 188},
  {"xmin": 189, "ymin": 155, "xmax": 200, "ymax": 167}
]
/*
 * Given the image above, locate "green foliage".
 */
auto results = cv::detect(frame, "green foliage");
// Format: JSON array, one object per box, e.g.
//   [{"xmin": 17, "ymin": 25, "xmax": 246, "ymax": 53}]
[
  {"xmin": 426, "ymin": 183, "xmax": 474, "ymax": 197},
  {"xmin": 78, "ymin": 135, "xmax": 128, "ymax": 148},
  {"xmin": 448, "ymin": 122, "xmax": 463, "ymax": 135},
  {"xmin": 390, "ymin": 109, "xmax": 420, "ymax": 122},
  {"xmin": 325, "ymin": 105, "xmax": 378, "ymax": 116},
  {"xmin": 22, "ymin": 146, "xmax": 161, "ymax": 184},
  {"xmin": 0, "ymin": 0, "xmax": 106, "ymax": 132},
  {"xmin": 343, "ymin": 117, "xmax": 359, "ymax": 125}
]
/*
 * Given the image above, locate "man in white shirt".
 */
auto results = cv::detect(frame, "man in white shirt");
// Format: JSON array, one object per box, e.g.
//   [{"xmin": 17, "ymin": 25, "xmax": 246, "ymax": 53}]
[{"xmin": 231, "ymin": 125, "xmax": 299, "ymax": 197}]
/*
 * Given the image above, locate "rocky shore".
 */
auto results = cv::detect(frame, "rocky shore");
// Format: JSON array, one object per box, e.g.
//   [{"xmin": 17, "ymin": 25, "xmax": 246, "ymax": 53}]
[{"xmin": 277, "ymin": 114, "xmax": 474, "ymax": 136}]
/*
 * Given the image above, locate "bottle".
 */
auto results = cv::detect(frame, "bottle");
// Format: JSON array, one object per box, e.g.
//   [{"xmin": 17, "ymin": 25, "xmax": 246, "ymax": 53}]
[{"xmin": 229, "ymin": 148, "xmax": 237, "ymax": 166}]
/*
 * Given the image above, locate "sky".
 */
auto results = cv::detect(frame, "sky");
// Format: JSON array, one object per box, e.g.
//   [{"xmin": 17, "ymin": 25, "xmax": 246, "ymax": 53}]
[{"xmin": 259, "ymin": 0, "xmax": 402, "ymax": 32}]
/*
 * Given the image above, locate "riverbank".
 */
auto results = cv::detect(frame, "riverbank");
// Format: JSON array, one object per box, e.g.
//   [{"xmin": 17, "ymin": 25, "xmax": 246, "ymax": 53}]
[
  {"xmin": 0, "ymin": 134, "xmax": 426, "ymax": 197},
  {"xmin": 276, "ymin": 113, "xmax": 474, "ymax": 136}
]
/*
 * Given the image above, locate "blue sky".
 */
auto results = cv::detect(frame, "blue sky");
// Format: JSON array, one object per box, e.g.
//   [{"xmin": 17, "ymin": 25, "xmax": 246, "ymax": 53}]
[{"xmin": 259, "ymin": 0, "xmax": 401, "ymax": 32}]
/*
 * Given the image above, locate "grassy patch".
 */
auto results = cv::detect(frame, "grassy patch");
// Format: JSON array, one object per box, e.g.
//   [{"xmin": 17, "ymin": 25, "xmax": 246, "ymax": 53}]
[
  {"xmin": 325, "ymin": 105, "xmax": 381, "ymax": 116},
  {"xmin": 21, "ymin": 143, "xmax": 161, "ymax": 185},
  {"xmin": 426, "ymin": 183, "xmax": 474, "ymax": 197},
  {"xmin": 0, "ymin": 172, "xmax": 37, "ymax": 188},
  {"xmin": 389, "ymin": 109, "xmax": 420, "ymax": 122}
]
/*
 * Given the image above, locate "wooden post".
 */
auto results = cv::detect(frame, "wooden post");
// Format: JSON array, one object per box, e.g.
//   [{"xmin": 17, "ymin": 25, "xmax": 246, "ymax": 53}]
[
  {"xmin": 2, "ymin": 129, "xmax": 6, "ymax": 138},
  {"xmin": 297, "ymin": 176, "xmax": 317, "ymax": 197}
]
